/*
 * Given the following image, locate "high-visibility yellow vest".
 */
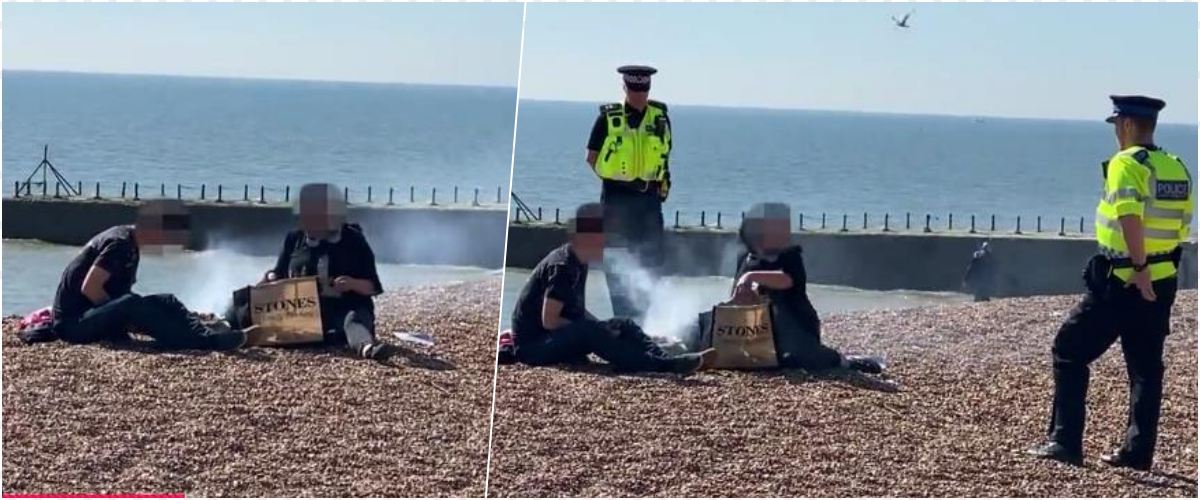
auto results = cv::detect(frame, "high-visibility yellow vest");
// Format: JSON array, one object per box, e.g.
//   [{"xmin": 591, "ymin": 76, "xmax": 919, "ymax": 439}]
[
  {"xmin": 1095, "ymin": 145, "xmax": 1194, "ymax": 281},
  {"xmin": 594, "ymin": 101, "xmax": 671, "ymax": 183}
]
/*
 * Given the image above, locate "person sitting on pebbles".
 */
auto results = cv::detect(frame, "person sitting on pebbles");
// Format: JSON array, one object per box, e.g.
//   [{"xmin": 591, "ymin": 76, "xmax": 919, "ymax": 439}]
[
  {"xmin": 725, "ymin": 202, "xmax": 883, "ymax": 373},
  {"xmin": 50, "ymin": 200, "xmax": 247, "ymax": 350},
  {"xmin": 509, "ymin": 202, "xmax": 717, "ymax": 374},
  {"xmin": 258, "ymin": 183, "xmax": 388, "ymax": 360}
]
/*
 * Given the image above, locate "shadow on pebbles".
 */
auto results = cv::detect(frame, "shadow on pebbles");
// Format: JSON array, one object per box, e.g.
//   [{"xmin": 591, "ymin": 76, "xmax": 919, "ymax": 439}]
[
  {"xmin": 490, "ymin": 291, "xmax": 1197, "ymax": 497},
  {"xmin": 2, "ymin": 276, "xmax": 501, "ymax": 497}
]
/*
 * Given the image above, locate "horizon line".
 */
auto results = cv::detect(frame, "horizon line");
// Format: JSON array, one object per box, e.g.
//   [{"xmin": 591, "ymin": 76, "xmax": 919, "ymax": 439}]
[{"xmin": 4, "ymin": 68, "xmax": 1196, "ymax": 126}]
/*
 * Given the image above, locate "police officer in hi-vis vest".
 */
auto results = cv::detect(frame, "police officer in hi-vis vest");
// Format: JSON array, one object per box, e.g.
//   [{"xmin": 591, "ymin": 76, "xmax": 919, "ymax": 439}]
[
  {"xmin": 586, "ymin": 65, "xmax": 672, "ymax": 319},
  {"xmin": 1029, "ymin": 95, "xmax": 1193, "ymax": 470}
]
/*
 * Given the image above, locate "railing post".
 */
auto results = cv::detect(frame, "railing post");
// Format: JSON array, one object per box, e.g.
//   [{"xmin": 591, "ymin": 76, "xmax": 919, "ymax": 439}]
[
  {"xmin": 95, "ymin": 182, "xmax": 101, "ymax": 199},
  {"xmin": 906, "ymin": 212, "xmax": 911, "ymax": 230},
  {"xmin": 177, "ymin": 184, "xmax": 182, "ymax": 200},
  {"xmin": 367, "ymin": 186, "xmax": 373, "ymax": 204},
  {"xmin": 991, "ymin": 214, "xmax": 996, "ymax": 232},
  {"xmin": 1059, "ymin": 217, "xmax": 1066, "ymax": 236},
  {"xmin": 201, "ymin": 184, "xmax": 206, "ymax": 200},
  {"xmin": 473, "ymin": 188, "xmax": 480, "ymax": 207},
  {"xmin": 431, "ymin": 187, "xmax": 437, "ymax": 206},
  {"xmin": 948, "ymin": 213, "xmax": 954, "ymax": 231},
  {"xmin": 344, "ymin": 187, "xmax": 350, "ymax": 204},
  {"xmin": 924, "ymin": 214, "xmax": 931, "ymax": 233},
  {"xmin": 555, "ymin": 208, "xmax": 560, "ymax": 224},
  {"xmin": 701, "ymin": 211, "xmax": 707, "ymax": 227},
  {"xmin": 821, "ymin": 213, "xmax": 827, "ymax": 230},
  {"xmin": 674, "ymin": 210, "xmax": 680, "ymax": 229},
  {"xmin": 1036, "ymin": 215, "xmax": 1042, "ymax": 232},
  {"xmin": 716, "ymin": 212, "xmax": 722, "ymax": 229},
  {"xmin": 410, "ymin": 186, "xmax": 415, "ymax": 203},
  {"xmin": 121, "ymin": 182, "xmax": 127, "ymax": 198},
  {"xmin": 1079, "ymin": 217, "xmax": 1085, "ymax": 233},
  {"xmin": 841, "ymin": 214, "xmax": 848, "ymax": 232},
  {"xmin": 284, "ymin": 185, "xmax": 290, "ymax": 202},
  {"xmin": 134, "ymin": 183, "xmax": 140, "ymax": 201},
  {"xmin": 970, "ymin": 215, "xmax": 976, "ymax": 234},
  {"xmin": 217, "ymin": 184, "xmax": 223, "ymax": 202},
  {"xmin": 1015, "ymin": 216, "xmax": 1022, "ymax": 234},
  {"xmin": 259, "ymin": 186, "xmax": 266, "ymax": 204},
  {"xmin": 798, "ymin": 213, "xmax": 804, "ymax": 231},
  {"xmin": 244, "ymin": 184, "xmax": 249, "ymax": 202},
  {"xmin": 454, "ymin": 186, "xmax": 459, "ymax": 204},
  {"xmin": 862, "ymin": 212, "xmax": 868, "ymax": 230},
  {"xmin": 389, "ymin": 187, "xmax": 395, "ymax": 205},
  {"xmin": 161, "ymin": 183, "xmax": 166, "ymax": 197},
  {"xmin": 884, "ymin": 213, "xmax": 890, "ymax": 232}
]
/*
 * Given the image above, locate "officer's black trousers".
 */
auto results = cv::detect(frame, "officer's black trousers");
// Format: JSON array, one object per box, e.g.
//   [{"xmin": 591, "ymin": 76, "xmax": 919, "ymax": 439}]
[
  {"xmin": 57, "ymin": 293, "xmax": 225, "ymax": 349},
  {"xmin": 1047, "ymin": 276, "xmax": 1177, "ymax": 461},
  {"xmin": 516, "ymin": 319, "xmax": 686, "ymax": 373},
  {"xmin": 601, "ymin": 189, "xmax": 665, "ymax": 320}
]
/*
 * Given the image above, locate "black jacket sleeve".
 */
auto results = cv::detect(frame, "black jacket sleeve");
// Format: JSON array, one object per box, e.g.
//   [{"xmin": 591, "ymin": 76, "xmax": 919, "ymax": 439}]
[{"xmin": 272, "ymin": 231, "xmax": 298, "ymax": 279}]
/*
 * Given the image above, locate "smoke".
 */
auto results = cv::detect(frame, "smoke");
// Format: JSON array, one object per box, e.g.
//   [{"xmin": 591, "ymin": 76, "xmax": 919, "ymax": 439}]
[
  {"xmin": 148, "ymin": 234, "xmax": 272, "ymax": 315},
  {"xmin": 603, "ymin": 240, "xmax": 744, "ymax": 346}
]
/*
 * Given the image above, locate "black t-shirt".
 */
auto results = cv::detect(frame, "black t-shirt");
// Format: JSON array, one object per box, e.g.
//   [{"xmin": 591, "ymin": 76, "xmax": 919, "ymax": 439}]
[
  {"xmin": 735, "ymin": 245, "xmax": 819, "ymax": 331},
  {"xmin": 511, "ymin": 244, "xmax": 588, "ymax": 346},
  {"xmin": 53, "ymin": 225, "xmax": 139, "ymax": 324},
  {"xmin": 271, "ymin": 223, "xmax": 383, "ymax": 314}
]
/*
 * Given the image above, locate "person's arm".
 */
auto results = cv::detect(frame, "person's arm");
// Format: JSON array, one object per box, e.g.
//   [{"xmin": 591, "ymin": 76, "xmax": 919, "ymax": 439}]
[
  {"xmin": 1107, "ymin": 157, "xmax": 1155, "ymax": 300},
  {"xmin": 541, "ymin": 294, "xmax": 572, "ymax": 331},
  {"xmin": 80, "ymin": 265, "xmax": 112, "ymax": 305},
  {"xmin": 334, "ymin": 228, "xmax": 384, "ymax": 296},
  {"xmin": 586, "ymin": 114, "xmax": 606, "ymax": 172},
  {"xmin": 266, "ymin": 232, "xmax": 295, "ymax": 282},
  {"xmin": 738, "ymin": 270, "xmax": 794, "ymax": 291},
  {"xmin": 586, "ymin": 150, "xmax": 599, "ymax": 169}
]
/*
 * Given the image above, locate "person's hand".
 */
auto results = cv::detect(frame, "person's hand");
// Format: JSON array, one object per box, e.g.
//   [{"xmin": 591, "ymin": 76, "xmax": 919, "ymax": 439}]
[
  {"xmin": 730, "ymin": 282, "xmax": 759, "ymax": 305},
  {"xmin": 259, "ymin": 270, "xmax": 277, "ymax": 284},
  {"xmin": 1126, "ymin": 268, "xmax": 1156, "ymax": 301},
  {"xmin": 332, "ymin": 276, "xmax": 357, "ymax": 293},
  {"xmin": 736, "ymin": 272, "xmax": 757, "ymax": 290}
]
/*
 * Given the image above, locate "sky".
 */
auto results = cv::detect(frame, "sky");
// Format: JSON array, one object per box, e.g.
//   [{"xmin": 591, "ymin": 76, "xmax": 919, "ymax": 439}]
[
  {"xmin": 2, "ymin": 3, "xmax": 524, "ymax": 87},
  {"xmin": 520, "ymin": 2, "xmax": 1199, "ymax": 123}
]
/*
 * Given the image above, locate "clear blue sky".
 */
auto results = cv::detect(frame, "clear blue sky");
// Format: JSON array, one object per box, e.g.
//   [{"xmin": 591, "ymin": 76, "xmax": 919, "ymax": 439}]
[
  {"xmin": 2, "ymin": 3, "xmax": 523, "ymax": 87},
  {"xmin": 520, "ymin": 2, "xmax": 1198, "ymax": 123}
]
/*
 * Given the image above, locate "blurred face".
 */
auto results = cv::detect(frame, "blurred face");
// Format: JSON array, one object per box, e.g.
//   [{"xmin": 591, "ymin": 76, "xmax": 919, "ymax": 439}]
[
  {"xmin": 570, "ymin": 232, "xmax": 606, "ymax": 264},
  {"xmin": 135, "ymin": 201, "xmax": 190, "ymax": 255},
  {"xmin": 297, "ymin": 184, "xmax": 347, "ymax": 240},
  {"xmin": 745, "ymin": 216, "xmax": 791, "ymax": 255},
  {"xmin": 1113, "ymin": 116, "xmax": 1133, "ymax": 147},
  {"xmin": 624, "ymin": 85, "xmax": 649, "ymax": 109}
]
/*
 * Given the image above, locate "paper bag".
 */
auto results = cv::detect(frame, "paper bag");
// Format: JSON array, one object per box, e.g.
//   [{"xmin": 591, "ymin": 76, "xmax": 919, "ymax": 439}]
[
  {"xmin": 248, "ymin": 277, "xmax": 324, "ymax": 345},
  {"xmin": 706, "ymin": 300, "xmax": 778, "ymax": 369}
]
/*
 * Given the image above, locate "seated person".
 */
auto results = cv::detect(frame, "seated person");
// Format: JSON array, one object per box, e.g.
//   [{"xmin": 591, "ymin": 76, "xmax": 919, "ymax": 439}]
[
  {"xmin": 261, "ymin": 183, "xmax": 387, "ymax": 359},
  {"xmin": 510, "ymin": 203, "xmax": 716, "ymax": 374},
  {"xmin": 726, "ymin": 202, "xmax": 882, "ymax": 373},
  {"xmin": 52, "ymin": 200, "xmax": 246, "ymax": 350}
]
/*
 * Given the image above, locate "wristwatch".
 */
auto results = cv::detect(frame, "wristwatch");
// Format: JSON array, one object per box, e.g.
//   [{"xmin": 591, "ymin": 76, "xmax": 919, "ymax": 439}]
[{"xmin": 1132, "ymin": 262, "xmax": 1149, "ymax": 272}]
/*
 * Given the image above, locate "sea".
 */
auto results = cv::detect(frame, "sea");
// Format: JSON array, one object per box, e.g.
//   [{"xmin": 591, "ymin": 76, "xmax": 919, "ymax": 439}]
[
  {"xmin": 511, "ymin": 99, "xmax": 1198, "ymax": 228},
  {"xmin": 2, "ymin": 70, "xmax": 515, "ymax": 315}
]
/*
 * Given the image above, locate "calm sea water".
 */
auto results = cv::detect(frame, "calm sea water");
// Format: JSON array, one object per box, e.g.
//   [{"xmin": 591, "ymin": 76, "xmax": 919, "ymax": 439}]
[
  {"xmin": 512, "ymin": 100, "xmax": 1198, "ymax": 228},
  {"xmin": 3, "ymin": 71, "xmax": 516, "ymax": 201}
]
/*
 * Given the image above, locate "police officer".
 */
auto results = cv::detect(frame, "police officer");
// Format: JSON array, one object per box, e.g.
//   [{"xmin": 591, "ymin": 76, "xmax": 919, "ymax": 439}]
[
  {"xmin": 586, "ymin": 65, "xmax": 672, "ymax": 320},
  {"xmin": 1029, "ymin": 95, "xmax": 1193, "ymax": 470}
]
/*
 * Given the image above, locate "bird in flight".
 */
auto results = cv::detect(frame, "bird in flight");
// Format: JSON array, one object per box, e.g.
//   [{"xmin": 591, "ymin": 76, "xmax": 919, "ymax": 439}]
[{"xmin": 891, "ymin": 10, "xmax": 914, "ymax": 28}]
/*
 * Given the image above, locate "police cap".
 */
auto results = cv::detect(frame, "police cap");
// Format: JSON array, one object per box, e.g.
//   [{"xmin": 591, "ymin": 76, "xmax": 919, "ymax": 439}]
[
  {"xmin": 1106, "ymin": 95, "xmax": 1166, "ymax": 123},
  {"xmin": 618, "ymin": 65, "xmax": 657, "ymax": 91}
]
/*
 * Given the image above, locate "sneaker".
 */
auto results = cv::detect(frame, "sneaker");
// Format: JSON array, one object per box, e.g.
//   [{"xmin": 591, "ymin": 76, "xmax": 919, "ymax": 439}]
[{"xmin": 697, "ymin": 348, "xmax": 719, "ymax": 371}]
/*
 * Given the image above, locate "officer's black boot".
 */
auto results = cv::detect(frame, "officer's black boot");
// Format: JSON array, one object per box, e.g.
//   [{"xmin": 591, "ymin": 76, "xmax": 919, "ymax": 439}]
[
  {"xmin": 1100, "ymin": 449, "xmax": 1151, "ymax": 471},
  {"xmin": 1027, "ymin": 441, "xmax": 1083, "ymax": 467}
]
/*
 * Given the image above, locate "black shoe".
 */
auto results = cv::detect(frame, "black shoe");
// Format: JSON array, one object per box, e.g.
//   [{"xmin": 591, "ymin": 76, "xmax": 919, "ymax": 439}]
[
  {"xmin": 1100, "ymin": 449, "xmax": 1151, "ymax": 471},
  {"xmin": 211, "ymin": 330, "xmax": 247, "ymax": 351},
  {"xmin": 1027, "ymin": 441, "xmax": 1083, "ymax": 467},
  {"xmin": 671, "ymin": 353, "xmax": 705, "ymax": 376},
  {"xmin": 844, "ymin": 355, "xmax": 884, "ymax": 374}
]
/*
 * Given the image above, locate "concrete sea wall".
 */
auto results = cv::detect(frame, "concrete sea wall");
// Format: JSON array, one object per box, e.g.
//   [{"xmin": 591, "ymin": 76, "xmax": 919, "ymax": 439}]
[
  {"xmin": 505, "ymin": 222, "xmax": 1198, "ymax": 297},
  {"xmin": 3, "ymin": 198, "xmax": 508, "ymax": 268}
]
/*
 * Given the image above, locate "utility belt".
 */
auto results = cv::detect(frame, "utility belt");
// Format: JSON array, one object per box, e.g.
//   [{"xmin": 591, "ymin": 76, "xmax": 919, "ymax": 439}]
[
  {"xmin": 1084, "ymin": 247, "xmax": 1182, "ymax": 295},
  {"xmin": 602, "ymin": 178, "xmax": 662, "ymax": 196}
]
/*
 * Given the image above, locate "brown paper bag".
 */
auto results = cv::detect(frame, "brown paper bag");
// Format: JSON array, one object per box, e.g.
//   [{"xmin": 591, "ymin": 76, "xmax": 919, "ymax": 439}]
[
  {"xmin": 248, "ymin": 277, "xmax": 324, "ymax": 345},
  {"xmin": 708, "ymin": 300, "xmax": 778, "ymax": 369}
]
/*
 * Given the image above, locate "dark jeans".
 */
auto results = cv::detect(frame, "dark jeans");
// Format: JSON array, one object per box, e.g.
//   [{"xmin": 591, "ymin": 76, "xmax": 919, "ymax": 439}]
[
  {"xmin": 321, "ymin": 302, "xmax": 376, "ymax": 348},
  {"xmin": 56, "ymin": 293, "xmax": 223, "ymax": 350},
  {"xmin": 601, "ymin": 189, "xmax": 665, "ymax": 320},
  {"xmin": 1047, "ymin": 275, "xmax": 1178, "ymax": 462},
  {"xmin": 516, "ymin": 319, "xmax": 683, "ymax": 373}
]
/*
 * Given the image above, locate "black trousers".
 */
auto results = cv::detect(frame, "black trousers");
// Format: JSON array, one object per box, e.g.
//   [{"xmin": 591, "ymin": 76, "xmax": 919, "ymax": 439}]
[
  {"xmin": 601, "ymin": 188, "xmax": 665, "ymax": 320},
  {"xmin": 516, "ymin": 319, "xmax": 684, "ymax": 373},
  {"xmin": 57, "ymin": 293, "xmax": 223, "ymax": 350},
  {"xmin": 1047, "ymin": 275, "xmax": 1178, "ymax": 461}
]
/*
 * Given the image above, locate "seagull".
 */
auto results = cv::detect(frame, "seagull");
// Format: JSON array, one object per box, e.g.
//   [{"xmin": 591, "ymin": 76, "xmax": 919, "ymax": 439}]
[{"xmin": 891, "ymin": 10, "xmax": 914, "ymax": 28}]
